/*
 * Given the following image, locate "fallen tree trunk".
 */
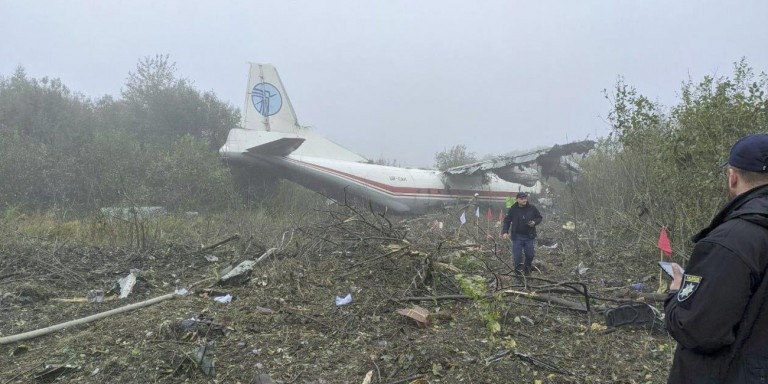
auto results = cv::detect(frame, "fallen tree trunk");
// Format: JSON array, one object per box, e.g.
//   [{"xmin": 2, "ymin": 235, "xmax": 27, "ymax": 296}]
[
  {"xmin": 0, "ymin": 291, "xmax": 180, "ymax": 345},
  {"xmin": 501, "ymin": 289, "xmax": 589, "ymax": 312},
  {"xmin": 0, "ymin": 276, "xmax": 217, "ymax": 345}
]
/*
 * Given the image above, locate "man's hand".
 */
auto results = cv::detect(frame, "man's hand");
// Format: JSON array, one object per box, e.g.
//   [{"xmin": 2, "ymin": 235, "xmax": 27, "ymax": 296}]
[
  {"xmin": 528, "ymin": 220, "xmax": 535, "ymax": 227},
  {"xmin": 502, "ymin": 233, "xmax": 510, "ymax": 240},
  {"xmin": 669, "ymin": 263, "xmax": 684, "ymax": 291}
]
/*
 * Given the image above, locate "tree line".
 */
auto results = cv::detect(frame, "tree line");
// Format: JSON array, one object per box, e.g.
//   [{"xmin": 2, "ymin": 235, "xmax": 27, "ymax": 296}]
[
  {"xmin": 2, "ymin": 54, "xmax": 765, "ymax": 252},
  {"xmin": 0, "ymin": 55, "xmax": 240, "ymax": 215}
]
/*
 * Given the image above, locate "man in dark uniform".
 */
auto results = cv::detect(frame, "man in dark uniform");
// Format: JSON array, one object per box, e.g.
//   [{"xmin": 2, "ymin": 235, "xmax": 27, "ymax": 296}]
[
  {"xmin": 502, "ymin": 192, "xmax": 543, "ymax": 276},
  {"xmin": 665, "ymin": 133, "xmax": 768, "ymax": 383}
]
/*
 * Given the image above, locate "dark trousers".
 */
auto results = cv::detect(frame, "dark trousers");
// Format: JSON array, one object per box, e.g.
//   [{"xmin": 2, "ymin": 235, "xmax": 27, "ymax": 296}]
[{"xmin": 511, "ymin": 233, "xmax": 535, "ymax": 273}]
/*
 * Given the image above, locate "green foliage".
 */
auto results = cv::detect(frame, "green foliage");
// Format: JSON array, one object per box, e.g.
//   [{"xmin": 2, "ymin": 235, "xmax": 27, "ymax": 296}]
[
  {"xmin": 0, "ymin": 68, "xmax": 99, "ymax": 211},
  {"xmin": 455, "ymin": 274, "xmax": 503, "ymax": 334},
  {"xmin": 570, "ymin": 58, "xmax": 768, "ymax": 257},
  {"xmin": 143, "ymin": 135, "xmax": 237, "ymax": 211},
  {"xmin": 452, "ymin": 250, "xmax": 484, "ymax": 271},
  {"xmin": 0, "ymin": 56, "xmax": 241, "ymax": 214},
  {"xmin": 121, "ymin": 54, "xmax": 240, "ymax": 149},
  {"xmin": 434, "ymin": 144, "xmax": 477, "ymax": 170}
]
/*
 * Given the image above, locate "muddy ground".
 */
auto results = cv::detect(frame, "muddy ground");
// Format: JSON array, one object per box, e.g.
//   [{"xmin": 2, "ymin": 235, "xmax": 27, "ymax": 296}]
[{"xmin": 0, "ymin": 207, "xmax": 675, "ymax": 383}]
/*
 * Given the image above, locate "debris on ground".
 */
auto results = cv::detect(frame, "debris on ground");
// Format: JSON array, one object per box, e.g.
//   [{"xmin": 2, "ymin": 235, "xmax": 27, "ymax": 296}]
[
  {"xmin": 33, "ymin": 364, "xmax": 81, "ymax": 383},
  {"xmin": 396, "ymin": 305, "xmax": 432, "ymax": 328},
  {"xmin": 116, "ymin": 268, "xmax": 140, "ymax": 299},
  {"xmin": 334, "ymin": 293, "xmax": 352, "ymax": 306},
  {"xmin": 0, "ymin": 205, "xmax": 678, "ymax": 383}
]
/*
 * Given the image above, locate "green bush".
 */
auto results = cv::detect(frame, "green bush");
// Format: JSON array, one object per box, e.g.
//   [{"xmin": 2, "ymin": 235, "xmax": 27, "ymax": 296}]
[{"xmin": 568, "ymin": 59, "xmax": 768, "ymax": 258}]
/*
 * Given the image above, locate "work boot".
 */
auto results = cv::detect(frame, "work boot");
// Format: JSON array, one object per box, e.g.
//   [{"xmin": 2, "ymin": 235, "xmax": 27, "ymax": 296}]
[{"xmin": 523, "ymin": 266, "xmax": 531, "ymax": 276}]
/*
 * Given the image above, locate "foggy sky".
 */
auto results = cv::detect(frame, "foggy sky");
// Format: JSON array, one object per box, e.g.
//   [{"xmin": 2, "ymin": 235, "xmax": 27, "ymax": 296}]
[{"xmin": 2, "ymin": 0, "xmax": 767, "ymax": 167}]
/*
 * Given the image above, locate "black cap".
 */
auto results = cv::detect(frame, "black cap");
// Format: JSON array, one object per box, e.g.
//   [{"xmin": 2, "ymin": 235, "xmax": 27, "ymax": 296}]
[
  {"xmin": 722, "ymin": 134, "xmax": 768, "ymax": 172},
  {"xmin": 516, "ymin": 192, "xmax": 528, "ymax": 198}
]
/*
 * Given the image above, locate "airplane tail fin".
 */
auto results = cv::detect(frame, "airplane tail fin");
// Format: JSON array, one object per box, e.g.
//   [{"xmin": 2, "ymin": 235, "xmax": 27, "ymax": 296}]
[
  {"xmin": 239, "ymin": 63, "xmax": 367, "ymax": 162},
  {"xmin": 243, "ymin": 63, "xmax": 303, "ymax": 133}
]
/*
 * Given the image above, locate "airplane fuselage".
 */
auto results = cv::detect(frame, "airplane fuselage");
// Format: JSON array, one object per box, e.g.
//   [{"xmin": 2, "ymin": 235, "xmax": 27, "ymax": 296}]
[
  {"xmin": 222, "ymin": 150, "xmax": 536, "ymax": 213},
  {"xmin": 218, "ymin": 63, "xmax": 590, "ymax": 215}
]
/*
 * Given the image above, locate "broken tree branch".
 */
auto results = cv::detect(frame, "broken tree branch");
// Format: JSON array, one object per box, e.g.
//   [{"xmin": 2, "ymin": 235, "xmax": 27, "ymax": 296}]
[
  {"xmin": 400, "ymin": 289, "xmax": 589, "ymax": 313},
  {"xmin": 0, "ymin": 292, "xmax": 179, "ymax": 345},
  {"xmin": 515, "ymin": 351, "xmax": 573, "ymax": 376},
  {"xmin": 200, "ymin": 234, "xmax": 240, "ymax": 253},
  {"xmin": 0, "ymin": 278, "xmax": 214, "ymax": 345}
]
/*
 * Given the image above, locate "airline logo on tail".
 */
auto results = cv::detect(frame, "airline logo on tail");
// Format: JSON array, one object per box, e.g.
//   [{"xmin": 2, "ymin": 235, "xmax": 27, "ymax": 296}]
[
  {"xmin": 251, "ymin": 82, "xmax": 282, "ymax": 117},
  {"xmin": 238, "ymin": 63, "xmax": 368, "ymax": 162}
]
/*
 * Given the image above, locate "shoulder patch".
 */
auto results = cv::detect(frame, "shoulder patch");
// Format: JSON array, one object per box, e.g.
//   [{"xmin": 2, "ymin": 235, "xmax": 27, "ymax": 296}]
[{"xmin": 677, "ymin": 275, "xmax": 702, "ymax": 302}]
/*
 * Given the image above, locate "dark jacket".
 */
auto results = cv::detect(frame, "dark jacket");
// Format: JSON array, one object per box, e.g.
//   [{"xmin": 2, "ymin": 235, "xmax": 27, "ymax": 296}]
[
  {"xmin": 502, "ymin": 203, "xmax": 542, "ymax": 237},
  {"xmin": 664, "ymin": 184, "xmax": 768, "ymax": 384}
]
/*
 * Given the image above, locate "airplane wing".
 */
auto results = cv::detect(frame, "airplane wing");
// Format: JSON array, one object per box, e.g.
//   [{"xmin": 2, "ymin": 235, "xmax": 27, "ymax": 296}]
[
  {"xmin": 246, "ymin": 137, "xmax": 306, "ymax": 157},
  {"xmin": 443, "ymin": 140, "xmax": 595, "ymax": 186}
]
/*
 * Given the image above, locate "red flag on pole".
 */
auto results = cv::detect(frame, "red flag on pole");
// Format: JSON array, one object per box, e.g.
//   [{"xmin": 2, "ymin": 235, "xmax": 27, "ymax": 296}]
[
  {"xmin": 658, "ymin": 227, "xmax": 672, "ymax": 257},
  {"xmin": 487, "ymin": 207, "xmax": 493, "ymax": 221}
]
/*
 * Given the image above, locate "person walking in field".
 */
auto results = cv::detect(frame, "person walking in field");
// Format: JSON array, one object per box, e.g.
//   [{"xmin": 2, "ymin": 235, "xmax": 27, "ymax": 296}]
[{"xmin": 502, "ymin": 192, "xmax": 542, "ymax": 276}]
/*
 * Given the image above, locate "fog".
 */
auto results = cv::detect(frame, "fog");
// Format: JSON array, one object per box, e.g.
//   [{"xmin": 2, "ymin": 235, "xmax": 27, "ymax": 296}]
[{"xmin": 2, "ymin": 0, "xmax": 767, "ymax": 167}]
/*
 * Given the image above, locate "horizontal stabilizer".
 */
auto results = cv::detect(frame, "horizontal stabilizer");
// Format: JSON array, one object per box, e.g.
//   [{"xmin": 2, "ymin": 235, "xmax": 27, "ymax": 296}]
[{"xmin": 246, "ymin": 137, "xmax": 305, "ymax": 156}]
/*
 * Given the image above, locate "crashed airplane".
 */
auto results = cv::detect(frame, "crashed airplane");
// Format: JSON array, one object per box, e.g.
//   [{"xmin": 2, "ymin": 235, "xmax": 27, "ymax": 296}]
[{"xmin": 219, "ymin": 63, "xmax": 594, "ymax": 214}]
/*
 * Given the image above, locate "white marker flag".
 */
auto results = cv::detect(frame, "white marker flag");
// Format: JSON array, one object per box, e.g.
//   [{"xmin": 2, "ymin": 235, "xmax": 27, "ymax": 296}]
[
  {"xmin": 475, "ymin": 206, "xmax": 480, "ymax": 218},
  {"xmin": 459, "ymin": 212, "xmax": 466, "ymax": 225}
]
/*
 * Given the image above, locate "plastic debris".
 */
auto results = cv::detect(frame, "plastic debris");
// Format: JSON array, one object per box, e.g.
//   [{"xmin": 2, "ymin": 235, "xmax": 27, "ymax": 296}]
[
  {"xmin": 630, "ymin": 283, "xmax": 644, "ymax": 291},
  {"xmin": 562, "ymin": 221, "xmax": 576, "ymax": 231},
  {"xmin": 204, "ymin": 255, "xmax": 219, "ymax": 262},
  {"xmin": 117, "ymin": 269, "xmax": 140, "ymax": 299},
  {"xmin": 192, "ymin": 341, "xmax": 216, "ymax": 376},
  {"xmin": 335, "ymin": 293, "xmax": 352, "ymax": 306},
  {"xmin": 87, "ymin": 289, "xmax": 105, "ymax": 303},
  {"xmin": 362, "ymin": 370, "xmax": 374, "ymax": 384},
  {"xmin": 213, "ymin": 294, "xmax": 232, "ymax": 303},
  {"xmin": 576, "ymin": 262, "xmax": 589, "ymax": 275}
]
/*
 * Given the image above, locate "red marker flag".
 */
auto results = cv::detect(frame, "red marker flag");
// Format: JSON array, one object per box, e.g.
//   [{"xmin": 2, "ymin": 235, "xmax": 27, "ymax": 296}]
[
  {"xmin": 487, "ymin": 207, "xmax": 493, "ymax": 221},
  {"xmin": 658, "ymin": 227, "xmax": 672, "ymax": 258},
  {"xmin": 498, "ymin": 209, "xmax": 503, "ymax": 222}
]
